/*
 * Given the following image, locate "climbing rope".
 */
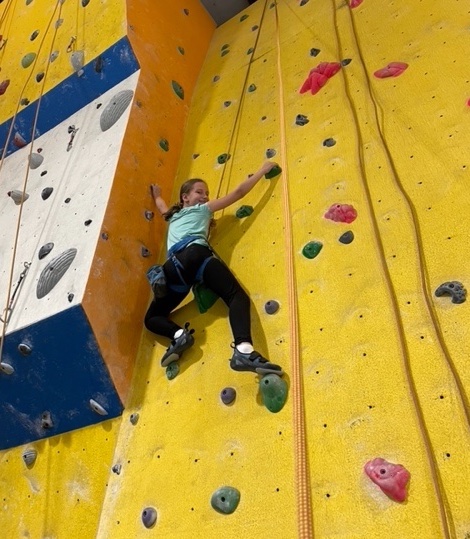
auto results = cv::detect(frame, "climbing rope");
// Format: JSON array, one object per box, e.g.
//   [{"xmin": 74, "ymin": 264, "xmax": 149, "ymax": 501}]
[
  {"xmin": 274, "ymin": 3, "xmax": 314, "ymax": 538},
  {"xmin": 333, "ymin": 2, "xmax": 455, "ymax": 537}
]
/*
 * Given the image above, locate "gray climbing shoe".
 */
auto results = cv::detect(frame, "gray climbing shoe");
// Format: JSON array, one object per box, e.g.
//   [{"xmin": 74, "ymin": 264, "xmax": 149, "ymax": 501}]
[
  {"xmin": 161, "ymin": 323, "xmax": 195, "ymax": 367},
  {"xmin": 230, "ymin": 348, "xmax": 283, "ymax": 376}
]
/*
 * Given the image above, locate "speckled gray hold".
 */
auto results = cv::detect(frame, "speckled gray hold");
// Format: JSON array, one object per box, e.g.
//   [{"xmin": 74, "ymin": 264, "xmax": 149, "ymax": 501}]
[
  {"xmin": 29, "ymin": 152, "xmax": 44, "ymax": 169},
  {"xmin": 266, "ymin": 148, "xmax": 276, "ymax": 158},
  {"xmin": 38, "ymin": 243, "xmax": 53, "ymax": 260},
  {"xmin": 295, "ymin": 114, "xmax": 309, "ymax": 126},
  {"xmin": 100, "ymin": 89, "xmax": 134, "ymax": 132},
  {"xmin": 435, "ymin": 281, "xmax": 466, "ymax": 304},
  {"xmin": 36, "ymin": 248, "xmax": 77, "ymax": 299},
  {"xmin": 41, "ymin": 187, "xmax": 53, "ymax": 200},
  {"xmin": 339, "ymin": 231, "xmax": 354, "ymax": 244},
  {"xmin": 166, "ymin": 362, "xmax": 179, "ymax": 380},
  {"xmin": 22, "ymin": 448, "xmax": 37, "ymax": 467},
  {"xmin": 265, "ymin": 300, "xmax": 280, "ymax": 314},
  {"xmin": 141, "ymin": 507, "xmax": 157, "ymax": 529},
  {"xmin": 130, "ymin": 413, "xmax": 139, "ymax": 425},
  {"xmin": 210, "ymin": 486, "xmax": 240, "ymax": 514},
  {"xmin": 220, "ymin": 387, "xmax": 236, "ymax": 405},
  {"xmin": 323, "ymin": 138, "xmax": 336, "ymax": 147}
]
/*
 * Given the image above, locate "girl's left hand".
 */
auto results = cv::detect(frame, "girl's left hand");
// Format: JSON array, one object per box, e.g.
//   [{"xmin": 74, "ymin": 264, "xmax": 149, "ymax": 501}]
[{"xmin": 150, "ymin": 184, "xmax": 162, "ymax": 199}]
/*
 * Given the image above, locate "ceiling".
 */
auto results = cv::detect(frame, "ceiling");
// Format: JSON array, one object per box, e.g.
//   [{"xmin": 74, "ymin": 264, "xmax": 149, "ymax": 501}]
[{"xmin": 200, "ymin": 0, "xmax": 257, "ymax": 26}]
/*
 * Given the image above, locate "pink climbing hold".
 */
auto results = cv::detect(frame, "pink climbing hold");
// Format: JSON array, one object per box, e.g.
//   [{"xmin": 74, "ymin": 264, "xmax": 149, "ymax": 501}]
[
  {"xmin": 374, "ymin": 62, "xmax": 408, "ymax": 79},
  {"xmin": 324, "ymin": 203, "xmax": 357, "ymax": 224},
  {"xmin": 364, "ymin": 458, "xmax": 410, "ymax": 503},
  {"xmin": 350, "ymin": 0, "xmax": 363, "ymax": 7},
  {"xmin": 300, "ymin": 62, "xmax": 342, "ymax": 95},
  {"xmin": 13, "ymin": 133, "xmax": 27, "ymax": 148},
  {"xmin": 0, "ymin": 79, "xmax": 10, "ymax": 95}
]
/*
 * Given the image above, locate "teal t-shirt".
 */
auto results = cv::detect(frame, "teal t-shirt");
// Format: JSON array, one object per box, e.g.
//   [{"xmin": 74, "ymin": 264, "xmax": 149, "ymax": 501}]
[{"xmin": 167, "ymin": 203, "xmax": 213, "ymax": 251}]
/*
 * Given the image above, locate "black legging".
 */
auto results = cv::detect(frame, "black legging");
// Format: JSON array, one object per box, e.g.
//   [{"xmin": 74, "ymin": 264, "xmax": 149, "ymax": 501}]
[{"xmin": 144, "ymin": 244, "xmax": 252, "ymax": 345}]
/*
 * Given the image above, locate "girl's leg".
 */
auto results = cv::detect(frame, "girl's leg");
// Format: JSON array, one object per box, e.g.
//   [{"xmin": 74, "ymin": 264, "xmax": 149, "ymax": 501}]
[{"xmin": 144, "ymin": 290, "xmax": 188, "ymax": 339}]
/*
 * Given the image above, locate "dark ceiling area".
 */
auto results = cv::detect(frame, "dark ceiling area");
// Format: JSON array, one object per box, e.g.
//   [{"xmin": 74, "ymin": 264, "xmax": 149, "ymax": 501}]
[{"xmin": 200, "ymin": 0, "xmax": 258, "ymax": 26}]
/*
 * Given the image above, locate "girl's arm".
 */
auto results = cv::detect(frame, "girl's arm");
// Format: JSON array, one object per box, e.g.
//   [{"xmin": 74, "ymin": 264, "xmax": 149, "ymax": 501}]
[
  {"xmin": 151, "ymin": 184, "xmax": 169, "ymax": 216},
  {"xmin": 207, "ymin": 161, "xmax": 278, "ymax": 213}
]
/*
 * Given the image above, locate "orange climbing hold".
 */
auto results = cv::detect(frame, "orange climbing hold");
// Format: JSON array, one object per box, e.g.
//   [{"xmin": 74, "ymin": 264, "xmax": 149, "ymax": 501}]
[
  {"xmin": 299, "ymin": 62, "xmax": 341, "ymax": 95},
  {"xmin": 374, "ymin": 62, "xmax": 408, "ymax": 79}
]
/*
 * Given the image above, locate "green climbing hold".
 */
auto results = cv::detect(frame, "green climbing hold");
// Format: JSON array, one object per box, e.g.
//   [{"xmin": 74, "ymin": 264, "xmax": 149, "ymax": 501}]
[
  {"xmin": 21, "ymin": 53, "xmax": 36, "ymax": 68},
  {"xmin": 302, "ymin": 241, "xmax": 323, "ymax": 259},
  {"xmin": 260, "ymin": 374, "xmax": 288, "ymax": 413},
  {"xmin": 193, "ymin": 282, "xmax": 218, "ymax": 314},
  {"xmin": 236, "ymin": 205, "xmax": 254, "ymax": 218},
  {"xmin": 248, "ymin": 84, "xmax": 257, "ymax": 92},
  {"xmin": 211, "ymin": 486, "xmax": 241, "ymax": 515},
  {"xmin": 166, "ymin": 362, "xmax": 179, "ymax": 380},
  {"xmin": 217, "ymin": 153, "xmax": 230, "ymax": 164},
  {"xmin": 264, "ymin": 165, "xmax": 282, "ymax": 179},
  {"xmin": 171, "ymin": 80, "xmax": 184, "ymax": 100},
  {"xmin": 159, "ymin": 138, "xmax": 169, "ymax": 152}
]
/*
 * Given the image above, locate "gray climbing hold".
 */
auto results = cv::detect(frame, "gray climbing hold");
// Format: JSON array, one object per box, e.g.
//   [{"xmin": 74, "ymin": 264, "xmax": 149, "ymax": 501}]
[
  {"xmin": 18, "ymin": 343, "xmax": 32, "ymax": 355},
  {"xmin": 265, "ymin": 300, "xmax": 280, "ymax": 314},
  {"xmin": 193, "ymin": 153, "xmax": 200, "ymax": 159},
  {"xmin": 240, "ymin": 14, "xmax": 248, "ymax": 21},
  {"xmin": 339, "ymin": 230, "xmax": 354, "ymax": 244},
  {"xmin": 82, "ymin": 0, "xmax": 90, "ymax": 6},
  {"xmin": 211, "ymin": 486, "xmax": 240, "ymax": 514},
  {"xmin": 171, "ymin": 80, "xmax": 184, "ymax": 100},
  {"xmin": 213, "ymin": 75, "xmax": 220, "ymax": 83},
  {"xmin": 30, "ymin": 30, "xmax": 39, "ymax": 41},
  {"xmin": 55, "ymin": 18, "xmax": 63, "ymax": 29},
  {"xmin": 296, "ymin": 114, "xmax": 309, "ymax": 126},
  {"xmin": 37, "ymin": 248, "xmax": 77, "ymax": 299},
  {"xmin": 260, "ymin": 374, "xmax": 288, "ymax": 413},
  {"xmin": 220, "ymin": 387, "xmax": 236, "ymax": 405},
  {"xmin": 252, "ymin": 25, "xmax": 259, "ymax": 31},
  {"xmin": 141, "ymin": 507, "xmax": 157, "ymax": 529},
  {"xmin": 89, "ymin": 399, "xmax": 108, "ymax": 416},
  {"xmin": 221, "ymin": 49, "xmax": 230, "ymax": 57},
  {"xmin": 36, "ymin": 72, "xmax": 44, "ymax": 83},
  {"xmin": 217, "ymin": 153, "xmax": 230, "ymax": 164},
  {"xmin": 323, "ymin": 138, "xmax": 336, "ymax": 147},
  {"xmin": 50, "ymin": 51, "xmax": 59, "ymax": 63},
  {"xmin": 221, "ymin": 44, "xmax": 229, "ymax": 51},
  {"xmin": 22, "ymin": 448, "xmax": 37, "ymax": 467},
  {"xmin": 100, "ymin": 89, "xmax": 134, "ymax": 131},
  {"xmin": 130, "ymin": 413, "xmax": 139, "ymax": 425},
  {"xmin": 310, "ymin": 48, "xmax": 320, "ymax": 57},
  {"xmin": 300, "ymin": 0, "xmax": 309, "ymax": 5},
  {"xmin": 166, "ymin": 362, "xmax": 179, "ymax": 380},
  {"xmin": 341, "ymin": 58, "xmax": 352, "ymax": 66},
  {"xmin": 21, "ymin": 52, "xmax": 36, "ymax": 68},
  {"xmin": 20, "ymin": 98, "xmax": 30, "ymax": 106},
  {"xmin": 266, "ymin": 148, "xmax": 276, "ymax": 158},
  {"xmin": 41, "ymin": 411, "xmax": 53, "ymax": 429},
  {"xmin": 29, "ymin": 152, "xmax": 44, "ymax": 169},
  {"xmin": 41, "ymin": 187, "xmax": 53, "ymax": 200},
  {"xmin": 112, "ymin": 464, "xmax": 121, "ymax": 474},
  {"xmin": 435, "ymin": 281, "xmax": 467, "ymax": 304},
  {"xmin": 224, "ymin": 100, "xmax": 231, "ymax": 107},
  {"xmin": 141, "ymin": 246, "xmax": 151, "ymax": 257},
  {"xmin": 8, "ymin": 190, "xmax": 29, "ymax": 205},
  {"xmin": 0, "ymin": 362, "xmax": 14, "ymax": 375},
  {"xmin": 248, "ymin": 84, "xmax": 257, "ymax": 92},
  {"xmin": 159, "ymin": 138, "xmax": 169, "ymax": 151},
  {"xmin": 70, "ymin": 50, "xmax": 85, "ymax": 72},
  {"xmin": 247, "ymin": 47, "xmax": 254, "ymax": 55},
  {"xmin": 144, "ymin": 210, "xmax": 154, "ymax": 221}
]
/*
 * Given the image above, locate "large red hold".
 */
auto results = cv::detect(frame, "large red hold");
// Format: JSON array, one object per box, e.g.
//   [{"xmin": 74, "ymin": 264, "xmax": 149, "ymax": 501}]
[
  {"xmin": 364, "ymin": 457, "xmax": 410, "ymax": 502},
  {"xmin": 300, "ymin": 62, "xmax": 341, "ymax": 95},
  {"xmin": 324, "ymin": 203, "xmax": 357, "ymax": 224}
]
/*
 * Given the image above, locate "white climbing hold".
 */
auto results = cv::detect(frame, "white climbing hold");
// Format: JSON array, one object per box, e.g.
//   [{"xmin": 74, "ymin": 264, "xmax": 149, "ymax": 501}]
[
  {"xmin": 0, "ymin": 362, "xmax": 14, "ymax": 375},
  {"xmin": 29, "ymin": 152, "xmax": 44, "ymax": 169},
  {"xmin": 8, "ymin": 190, "xmax": 29, "ymax": 205},
  {"xmin": 89, "ymin": 399, "xmax": 108, "ymax": 416},
  {"xmin": 70, "ymin": 50, "xmax": 85, "ymax": 72}
]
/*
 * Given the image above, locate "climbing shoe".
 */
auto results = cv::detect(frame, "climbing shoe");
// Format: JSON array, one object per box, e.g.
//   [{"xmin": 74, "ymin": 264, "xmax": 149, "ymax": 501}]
[
  {"xmin": 161, "ymin": 323, "xmax": 195, "ymax": 367},
  {"xmin": 230, "ymin": 348, "xmax": 283, "ymax": 376}
]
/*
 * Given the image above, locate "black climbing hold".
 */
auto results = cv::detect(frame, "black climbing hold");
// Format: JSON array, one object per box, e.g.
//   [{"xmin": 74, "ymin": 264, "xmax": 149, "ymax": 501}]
[
  {"xmin": 68, "ymin": 293, "xmax": 74, "ymax": 302},
  {"xmin": 211, "ymin": 486, "xmax": 240, "ymax": 514},
  {"xmin": 247, "ymin": 47, "xmax": 254, "ymax": 55},
  {"xmin": 82, "ymin": 0, "xmax": 90, "ymax": 6},
  {"xmin": 300, "ymin": 0, "xmax": 309, "ymax": 5},
  {"xmin": 38, "ymin": 242, "xmax": 54, "ymax": 259},
  {"xmin": 101, "ymin": 232, "xmax": 109, "ymax": 240},
  {"xmin": 265, "ymin": 300, "xmax": 280, "ymax": 314},
  {"xmin": 141, "ymin": 246, "xmax": 151, "ymax": 257},
  {"xmin": 41, "ymin": 187, "xmax": 53, "ymax": 200},
  {"xmin": 20, "ymin": 98, "xmax": 30, "ymax": 106},
  {"xmin": 236, "ymin": 205, "xmax": 254, "ymax": 218},
  {"xmin": 261, "ymin": 116, "xmax": 267, "ymax": 121},
  {"xmin": 323, "ymin": 138, "xmax": 336, "ymax": 147},
  {"xmin": 265, "ymin": 165, "xmax": 282, "ymax": 179},
  {"xmin": 339, "ymin": 230, "xmax": 354, "ymax": 244},
  {"xmin": 221, "ymin": 49, "xmax": 230, "ymax": 57},
  {"xmin": 266, "ymin": 148, "xmax": 276, "ymax": 158},
  {"xmin": 260, "ymin": 374, "xmax": 288, "ymax": 413},
  {"xmin": 112, "ymin": 464, "xmax": 121, "ymax": 474},
  {"xmin": 94, "ymin": 56, "xmax": 103, "ymax": 73},
  {"xmin": 302, "ymin": 241, "xmax": 323, "ymax": 259},
  {"xmin": 341, "ymin": 58, "xmax": 352, "ymax": 66},
  {"xmin": 141, "ymin": 507, "xmax": 157, "ymax": 529},
  {"xmin": 192, "ymin": 153, "xmax": 199, "ymax": 159},
  {"xmin": 217, "ymin": 153, "xmax": 230, "ymax": 164},
  {"xmin": 145, "ymin": 210, "xmax": 154, "ymax": 221},
  {"xmin": 177, "ymin": 46, "xmax": 185, "ymax": 55},
  {"xmin": 252, "ymin": 25, "xmax": 259, "ymax": 31},
  {"xmin": 41, "ymin": 411, "xmax": 53, "ymax": 429},
  {"xmin": 221, "ymin": 44, "xmax": 229, "ymax": 51},
  {"xmin": 40, "ymin": 170, "xmax": 47, "ymax": 176},
  {"xmin": 171, "ymin": 80, "xmax": 184, "ymax": 100},
  {"xmin": 310, "ymin": 48, "xmax": 321, "ymax": 57},
  {"xmin": 130, "ymin": 413, "xmax": 139, "ymax": 425},
  {"xmin": 435, "ymin": 281, "xmax": 467, "ymax": 304},
  {"xmin": 166, "ymin": 362, "xmax": 179, "ymax": 380},
  {"xmin": 30, "ymin": 30, "xmax": 39, "ymax": 41},
  {"xmin": 221, "ymin": 387, "xmax": 236, "ymax": 405},
  {"xmin": 223, "ymin": 101, "xmax": 231, "ymax": 107},
  {"xmin": 18, "ymin": 343, "xmax": 32, "ymax": 355},
  {"xmin": 84, "ymin": 219, "xmax": 92, "ymax": 226},
  {"xmin": 240, "ymin": 14, "xmax": 248, "ymax": 21},
  {"xmin": 213, "ymin": 75, "xmax": 220, "ymax": 83},
  {"xmin": 64, "ymin": 197, "xmax": 71, "ymax": 203},
  {"xmin": 248, "ymin": 84, "xmax": 257, "ymax": 92},
  {"xmin": 296, "ymin": 114, "xmax": 309, "ymax": 126},
  {"xmin": 159, "ymin": 138, "xmax": 169, "ymax": 151}
]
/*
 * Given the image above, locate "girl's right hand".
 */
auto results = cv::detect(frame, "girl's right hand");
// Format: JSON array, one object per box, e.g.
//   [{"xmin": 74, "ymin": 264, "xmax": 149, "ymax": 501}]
[{"xmin": 260, "ymin": 161, "xmax": 278, "ymax": 174}]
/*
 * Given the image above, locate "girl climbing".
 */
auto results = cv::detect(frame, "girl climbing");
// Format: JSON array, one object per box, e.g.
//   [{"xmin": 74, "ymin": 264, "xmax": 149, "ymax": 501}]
[{"xmin": 145, "ymin": 161, "xmax": 283, "ymax": 376}]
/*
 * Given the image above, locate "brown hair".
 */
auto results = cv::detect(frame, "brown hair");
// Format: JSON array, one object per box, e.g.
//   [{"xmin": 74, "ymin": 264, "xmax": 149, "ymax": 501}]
[{"xmin": 163, "ymin": 178, "xmax": 206, "ymax": 221}]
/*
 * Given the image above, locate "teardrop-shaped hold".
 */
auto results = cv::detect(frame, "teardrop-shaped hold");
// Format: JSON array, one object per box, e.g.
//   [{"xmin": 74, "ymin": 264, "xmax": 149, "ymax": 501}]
[
  {"xmin": 70, "ymin": 50, "xmax": 85, "ymax": 72},
  {"xmin": 323, "ymin": 138, "xmax": 336, "ymax": 147},
  {"xmin": 251, "ymin": 25, "xmax": 259, "ymax": 31},
  {"xmin": 221, "ymin": 49, "xmax": 230, "ymax": 57},
  {"xmin": 217, "ymin": 153, "xmax": 230, "ymax": 164},
  {"xmin": 41, "ymin": 411, "xmax": 53, "ymax": 429},
  {"xmin": 0, "ymin": 362, "xmax": 14, "ymax": 375},
  {"xmin": 171, "ymin": 80, "xmax": 184, "ymax": 100},
  {"xmin": 30, "ymin": 30, "xmax": 40, "ymax": 41},
  {"xmin": 302, "ymin": 241, "xmax": 323, "ymax": 259},
  {"xmin": 0, "ymin": 80, "xmax": 10, "ymax": 95},
  {"xmin": 41, "ymin": 187, "xmax": 53, "ymax": 200},
  {"xmin": 130, "ymin": 412, "xmax": 139, "ymax": 425},
  {"xmin": 166, "ymin": 362, "xmax": 179, "ymax": 380},
  {"xmin": 211, "ymin": 486, "xmax": 240, "ymax": 514},
  {"xmin": 260, "ymin": 374, "xmax": 288, "ymax": 413},
  {"xmin": 221, "ymin": 44, "xmax": 230, "ymax": 51},
  {"xmin": 67, "ymin": 293, "xmax": 74, "ymax": 302},
  {"xmin": 81, "ymin": 0, "xmax": 90, "ymax": 6},
  {"xmin": 223, "ymin": 100, "xmax": 231, "ymax": 107},
  {"xmin": 220, "ymin": 387, "xmax": 236, "ymax": 405},
  {"xmin": 141, "ymin": 246, "xmax": 151, "ymax": 257},
  {"xmin": 236, "ymin": 205, "xmax": 254, "ymax": 218},
  {"xmin": 22, "ymin": 448, "xmax": 37, "ymax": 467},
  {"xmin": 13, "ymin": 133, "xmax": 27, "ymax": 147},
  {"xmin": 100, "ymin": 89, "xmax": 134, "ymax": 131},
  {"xmin": 264, "ymin": 300, "xmax": 280, "ymax": 314},
  {"xmin": 341, "ymin": 58, "xmax": 352, "ymax": 66},
  {"xmin": 240, "ymin": 14, "xmax": 248, "ymax": 21},
  {"xmin": 300, "ymin": 0, "xmax": 309, "ymax": 5},
  {"xmin": 213, "ymin": 75, "xmax": 220, "ymax": 83},
  {"xmin": 37, "ymin": 248, "xmax": 77, "ymax": 299},
  {"xmin": 339, "ymin": 230, "xmax": 354, "ymax": 244},
  {"xmin": 177, "ymin": 46, "xmax": 185, "ymax": 55},
  {"xmin": 8, "ymin": 190, "xmax": 29, "ymax": 205},
  {"xmin": 141, "ymin": 507, "xmax": 157, "ymax": 529},
  {"xmin": 38, "ymin": 243, "xmax": 54, "ymax": 260},
  {"xmin": 29, "ymin": 152, "xmax": 44, "ymax": 169},
  {"xmin": 26, "ymin": 0, "xmax": 33, "ymax": 5},
  {"xmin": 36, "ymin": 72, "xmax": 45, "ymax": 83},
  {"xmin": 50, "ymin": 51, "xmax": 59, "ymax": 63},
  {"xmin": 266, "ymin": 148, "xmax": 276, "ymax": 158},
  {"xmin": 247, "ymin": 47, "xmax": 254, "ymax": 55},
  {"xmin": 21, "ymin": 52, "xmax": 36, "ymax": 68},
  {"xmin": 89, "ymin": 399, "xmax": 108, "ymax": 416},
  {"xmin": 144, "ymin": 210, "xmax": 154, "ymax": 221},
  {"xmin": 159, "ymin": 138, "xmax": 169, "ymax": 151},
  {"xmin": 248, "ymin": 84, "xmax": 257, "ymax": 92},
  {"xmin": 18, "ymin": 343, "xmax": 32, "ymax": 355},
  {"xmin": 265, "ymin": 165, "xmax": 282, "ymax": 179},
  {"xmin": 310, "ymin": 48, "xmax": 321, "ymax": 57}
]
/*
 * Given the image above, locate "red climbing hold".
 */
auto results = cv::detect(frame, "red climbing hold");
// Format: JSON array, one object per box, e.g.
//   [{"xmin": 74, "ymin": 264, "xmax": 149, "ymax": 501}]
[
  {"xmin": 364, "ymin": 458, "xmax": 410, "ymax": 502},
  {"xmin": 300, "ymin": 62, "xmax": 341, "ymax": 95},
  {"xmin": 0, "ymin": 79, "xmax": 10, "ymax": 95},
  {"xmin": 374, "ymin": 62, "xmax": 408, "ymax": 79},
  {"xmin": 13, "ymin": 133, "xmax": 27, "ymax": 148},
  {"xmin": 350, "ymin": 0, "xmax": 363, "ymax": 7},
  {"xmin": 324, "ymin": 203, "xmax": 357, "ymax": 224}
]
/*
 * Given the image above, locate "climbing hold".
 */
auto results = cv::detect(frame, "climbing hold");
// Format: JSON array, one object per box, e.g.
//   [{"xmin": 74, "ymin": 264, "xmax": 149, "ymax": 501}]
[
  {"xmin": 41, "ymin": 187, "xmax": 53, "ymax": 200},
  {"xmin": 213, "ymin": 75, "xmax": 220, "ymax": 83},
  {"xmin": 141, "ymin": 507, "xmax": 157, "ymax": 529},
  {"xmin": 37, "ymin": 248, "xmax": 77, "ymax": 299},
  {"xmin": 171, "ymin": 80, "xmax": 184, "ymax": 100},
  {"xmin": 323, "ymin": 138, "xmax": 336, "ymax": 147},
  {"xmin": 101, "ymin": 232, "xmax": 109, "ymax": 240},
  {"xmin": 217, "ymin": 153, "xmax": 230, "ymax": 164},
  {"xmin": 55, "ymin": 19, "xmax": 63, "ymax": 29},
  {"xmin": 0, "ymin": 79, "xmax": 10, "ymax": 95},
  {"xmin": 341, "ymin": 58, "xmax": 352, "ymax": 66},
  {"xmin": 435, "ymin": 281, "xmax": 466, "ymax": 304},
  {"xmin": 221, "ymin": 44, "xmax": 229, "ymax": 51},
  {"xmin": 223, "ymin": 100, "xmax": 231, "ymax": 107},
  {"xmin": 0, "ymin": 362, "xmax": 14, "ymax": 375},
  {"xmin": 8, "ymin": 190, "xmax": 29, "ymax": 205},
  {"xmin": 300, "ymin": 0, "xmax": 309, "ymax": 5},
  {"xmin": 141, "ymin": 246, "xmax": 151, "ymax": 258},
  {"xmin": 265, "ymin": 165, "xmax": 282, "ymax": 179},
  {"xmin": 220, "ymin": 387, "xmax": 236, "ymax": 405},
  {"xmin": 21, "ymin": 52, "xmax": 36, "ymax": 68},
  {"xmin": 350, "ymin": 0, "xmax": 363, "ymax": 8},
  {"xmin": 30, "ymin": 30, "xmax": 39, "ymax": 41},
  {"xmin": 252, "ymin": 25, "xmax": 259, "ymax": 31},
  {"xmin": 300, "ymin": 62, "xmax": 341, "ymax": 95},
  {"xmin": 166, "ymin": 362, "xmax": 179, "ymax": 380},
  {"xmin": 41, "ymin": 411, "xmax": 53, "ymax": 429},
  {"xmin": 20, "ymin": 98, "xmax": 30, "ymax": 106},
  {"xmin": 67, "ymin": 293, "xmax": 74, "ymax": 302},
  {"xmin": 374, "ymin": 62, "xmax": 408, "ymax": 79},
  {"xmin": 130, "ymin": 412, "xmax": 139, "ymax": 425},
  {"xmin": 50, "ymin": 51, "xmax": 59, "ymax": 62},
  {"xmin": 192, "ymin": 153, "xmax": 199, "ymax": 159},
  {"xmin": 18, "ymin": 343, "xmax": 32, "ymax": 355},
  {"xmin": 159, "ymin": 139, "xmax": 169, "ymax": 151},
  {"xmin": 248, "ymin": 84, "xmax": 257, "ymax": 92},
  {"xmin": 81, "ymin": 0, "xmax": 90, "ymax": 6},
  {"xmin": 89, "ymin": 399, "xmax": 108, "ymax": 416},
  {"xmin": 36, "ymin": 72, "xmax": 44, "ymax": 83},
  {"xmin": 70, "ymin": 50, "xmax": 85, "ymax": 72},
  {"xmin": 324, "ymin": 203, "xmax": 357, "ymax": 224},
  {"xmin": 145, "ymin": 210, "xmax": 154, "ymax": 221},
  {"xmin": 13, "ymin": 133, "xmax": 27, "ymax": 147},
  {"xmin": 221, "ymin": 49, "xmax": 230, "ymax": 57},
  {"xmin": 247, "ymin": 47, "xmax": 254, "ymax": 55},
  {"xmin": 100, "ymin": 89, "xmax": 134, "ymax": 131},
  {"xmin": 302, "ymin": 241, "xmax": 323, "ymax": 259},
  {"xmin": 94, "ymin": 56, "xmax": 104, "ymax": 73},
  {"xmin": 310, "ymin": 48, "xmax": 320, "ymax": 57},
  {"xmin": 339, "ymin": 230, "xmax": 354, "ymax": 244},
  {"xmin": 264, "ymin": 300, "xmax": 280, "ymax": 314},
  {"xmin": 177, "ymin": 46, "xmax": 184, "ymax": 55},
  {"xmin": 295, "ymin": 114, "xmax": 309, "ymax": 126},
  {"xmin": 364, "ymin": 458, "xmax": 410, "ymax": 503},
  {"xmin": 193, "ymin": 282, "xmax": 218, "ymax": 314},
  {"xmin": 240, "ymin": 14, "xmax": 248, "ymax": 21},
  {"xmin": 22, "ymin": 448, "xmax": 37, "ymax": 467},
  {"xmin": 266, "ymin": 148, "xmax": 276, "ymax": 158},
  {"xmin": 29, "ymin": 153, "xmax": 44, "ymax": 169},
  {"xmin": 84, "ymin": 219, "xmax": 92, "ymax": 226},
  {"xmin": 236, "ymin": 205, "xmax": 254, "ymax": 218},
  {"xmin": 38, "ymin": 243, "xmax": 54, "ymax": 259},
  {"xmin": 211, "ymin": 486, "xmax": 240, "ymax": 514},
  {"xmin": 64, "ymin": 197, "xmax": 71, "ymax": 203},
  {"xmin": 183, "ymin": 8, "xmax": 189, "ymax": 15},
  {"xmin": 112, "ymin": 464, "xmax": 121, "ymax": 474},
  {"xmin": 260, "ymin": 374, "xmax": 288, "ymax": 413}
]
